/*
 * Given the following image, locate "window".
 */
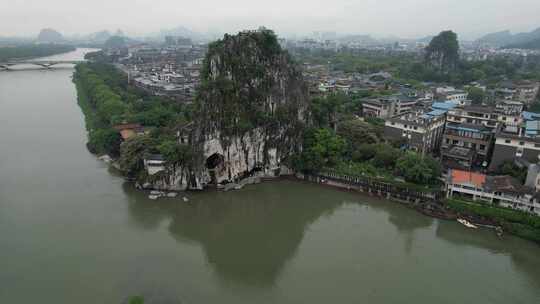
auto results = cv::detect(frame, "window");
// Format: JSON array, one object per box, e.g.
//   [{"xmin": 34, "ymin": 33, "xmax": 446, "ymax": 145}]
[
  {"xmin": 505, "ymin": 139, "xmax": 511, "ymax": 144},
  {"xmin": 480, "ymin": 145, "xmax": 486, "ymax": 150},
  {"xmin": 535, "ymin": 143, "xmax": 540, "ymax": 148},
  {"xmin": 391, "ymin": 122, "xmax": 395, "ymax": 126},
  {"xmin": 413, "ymin": 126, "xmax": 418, "ymax": 130},
  {"xmin": 519, "ymin": 141, "xmax": 525, "ymax": 146}
]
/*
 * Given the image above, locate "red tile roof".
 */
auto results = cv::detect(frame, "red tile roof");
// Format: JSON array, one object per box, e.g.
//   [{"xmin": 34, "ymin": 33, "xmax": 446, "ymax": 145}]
[{"xmin": 450, "ymin": 169, "xmax": 486, "ymax": 188}]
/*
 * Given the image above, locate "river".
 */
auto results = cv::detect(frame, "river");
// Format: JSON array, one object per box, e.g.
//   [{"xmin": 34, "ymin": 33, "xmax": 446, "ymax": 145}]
[{"xmin": 1, "ymin": 49, "xmax": 540, "ymax": 304}]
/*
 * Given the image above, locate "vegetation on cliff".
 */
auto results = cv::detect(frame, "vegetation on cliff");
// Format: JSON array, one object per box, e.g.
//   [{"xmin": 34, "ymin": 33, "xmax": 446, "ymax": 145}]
[
  {"xmin": 424, "ymin": 30, "xmax": 459, "ymax": 72},
  {"xmin": 76, "ymin": 29, "xmax": 310, "ymax": 184},
  {"xmin": 196, "ymin": 28, "xmax": 308, "ymax": 146}
]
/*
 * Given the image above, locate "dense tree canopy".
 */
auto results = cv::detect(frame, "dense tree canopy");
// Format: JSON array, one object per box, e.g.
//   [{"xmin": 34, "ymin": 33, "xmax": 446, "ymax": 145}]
[
  {"xmin": 0, "ymin": 44, "xmax": 75, "ymax": 61},
  {"xmin": 396, "ymin": 152, "xmax": 442, "ymax": 184},
  {"xmin": 74, "ymin": 61, "xmax": 194, "ymax": 177}
]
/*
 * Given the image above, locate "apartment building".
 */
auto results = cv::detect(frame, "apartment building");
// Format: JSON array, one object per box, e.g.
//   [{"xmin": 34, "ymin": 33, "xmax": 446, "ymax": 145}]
[
  {"xmin": 489, "ymin": 108, "xmax": 540, "ymax": 171},
  {"xmin": 384, "ymin": 108, "xmax": 446, "ymax": 154},
  {"xmin": 496, "ymin": 81, "xmax": 540, "ymax": 104},
  {"xmin": 440, "ymin": 105, "xmax": 500, "ymax": 169},
  {"xmin": 362, "ymin": 94, "xmax": 417, "ymax": 119}
]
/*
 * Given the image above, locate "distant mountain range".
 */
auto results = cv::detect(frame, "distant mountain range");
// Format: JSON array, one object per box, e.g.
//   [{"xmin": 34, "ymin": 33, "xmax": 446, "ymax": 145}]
[
  {"xmin": 5, "ymin": 26, "xmax": 540, "ymax": 50},
  {"xmin": 504, "ymin": 38, "xmax": 540, "ymax": 50},
  {"xmin": 37, "ymin": 28, "xmax": 65, "ymax": 43},
  {"xmin": 476, "ymin": 27, "xmax": 540, "ymax": 48}
]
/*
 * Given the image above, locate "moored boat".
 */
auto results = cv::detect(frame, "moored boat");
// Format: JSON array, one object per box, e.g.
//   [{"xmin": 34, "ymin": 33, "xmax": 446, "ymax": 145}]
[{"xmin": 457, "ymin": 218, "xmax": 478, "ymax": 229}]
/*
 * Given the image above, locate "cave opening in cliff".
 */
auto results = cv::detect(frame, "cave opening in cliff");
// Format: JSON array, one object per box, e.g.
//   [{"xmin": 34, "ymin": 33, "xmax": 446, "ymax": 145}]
[
  {"xmin": 206, "ymin": 153, "xmax": 225, "ymax": 185},
  {"xmin": 206, "ymin": 153, "xmax": 224, "ymax": 170}
]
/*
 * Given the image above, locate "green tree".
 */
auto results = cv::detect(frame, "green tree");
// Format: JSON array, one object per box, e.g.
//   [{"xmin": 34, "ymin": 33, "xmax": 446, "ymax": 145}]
[
  {"xmin": 310, "ymin": 93, "xmax": 347, "ymax": 128},
  {"xmin": 371, "ymin": 143, "xmax": 400, "ymax": 168},
  {"xmin": 337, "ymin": 119, "xmax": 380, "ymax": 155},
  {"xmin": 467, "ymin": 87, "xmax": 486, "ymax": 105},
  {"xmin": 128, "ymin": 296, "xmax": 144, "ymax": 304},
  {"xmin": 158, "ymin": 140, "xmax": 194, "ymax": 167},
  {"xmin": 119, "ymin": 135, "xmax": 156, "ymax": 177},
  {"xmin": 351, "ymin": 144, "xmax": 377, "ymax": 162},
  {"xmin": 294, "ymin": 128, "xmax": 346, "ymax": 173},
  {"xmin": 496, "ymin": 160, "xmax": 527, "ymax": 183},
  {"xmin": 396, "ymin": 152, "xmax": 441, "ymax": 184},
  {"xmin": 310, "ymin": 128, "xmax": 346, "ymax": 166},
  {"xmin": 87, "ymin": 128, "xmax": 122, "ymax": 157}
]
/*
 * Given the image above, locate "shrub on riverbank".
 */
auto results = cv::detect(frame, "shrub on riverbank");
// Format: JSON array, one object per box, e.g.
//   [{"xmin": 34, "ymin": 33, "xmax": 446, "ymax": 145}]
[{"xmin": 445, "ymin": 198, "xmax": 540, "ymax": 243}]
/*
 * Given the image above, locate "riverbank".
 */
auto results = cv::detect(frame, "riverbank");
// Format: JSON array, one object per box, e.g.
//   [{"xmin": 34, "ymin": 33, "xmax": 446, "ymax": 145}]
[
  {"xmin": 295, "ymin": 173, "xmax": 540, "ymax": 244},
  {"xmin": 0, "ymin": 44, "xmax": 76, "ymax": 61},
  {"xmin": 6, "ymin": 48, "xmax": 540, "ymax": 304},
  {"xmin": 445, "ymin": 198, "xmax": 540, "ymax": 243}
]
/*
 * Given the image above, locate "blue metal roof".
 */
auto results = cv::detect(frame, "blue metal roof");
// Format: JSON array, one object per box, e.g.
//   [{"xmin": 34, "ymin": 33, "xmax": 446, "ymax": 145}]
[
  {"xmin": 523, "ymin": 111, "xmax": 540, "ymax": 121},
  {"xmin": 426, "ymin": 109, "xmax": 446, "ymax": 117},
  {"xmin": 432, "ymin": 102, "xmax": 457, "ymax": 110},
  {"xmin": 446, "ymin": 125, "xmax": 482, "ymax": 133}
]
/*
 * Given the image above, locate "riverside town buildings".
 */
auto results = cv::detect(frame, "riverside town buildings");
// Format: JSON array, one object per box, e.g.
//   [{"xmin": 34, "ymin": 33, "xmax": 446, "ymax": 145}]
[
  {"xmin": 446, "ymin": 169, "xmax": 540, "ymax": 216},
  {"xmin": 104, "ymin": 37, "xmax": 540, "ymax": 216},
  {"xmin": 115, "ymin": 39, "xmax": 207, "ymax": 103},
  {"xmin": 362, "ymin": 94, "xmax": 418, "ymax": 119},
  {"xmin": 496, "ymin": 81, "xmax": 540, "ymax": 104},
  {"xmin": 440, "ymin": 106, "xmax": 499, "ymax": 169},
  {"xmin": 384, "ymin": 108, "xmax": 446, "ymax": 154}
]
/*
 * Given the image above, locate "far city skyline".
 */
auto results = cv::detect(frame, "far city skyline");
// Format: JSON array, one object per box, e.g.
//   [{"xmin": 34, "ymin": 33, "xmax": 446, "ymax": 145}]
[{"xmin": 1, "ymin": 0, "xmax": 540, "ymax": 40}]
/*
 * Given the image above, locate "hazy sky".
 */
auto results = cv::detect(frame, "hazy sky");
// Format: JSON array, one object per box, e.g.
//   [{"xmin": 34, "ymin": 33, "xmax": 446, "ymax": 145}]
[{"xmin": 2, "ymin": 0, "xmax": 540, "ymax": 39}]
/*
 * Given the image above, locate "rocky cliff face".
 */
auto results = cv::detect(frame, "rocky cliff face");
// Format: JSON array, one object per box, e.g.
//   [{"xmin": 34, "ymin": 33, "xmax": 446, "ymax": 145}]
[{"xmin": 149, "ymin": 29, "xmax": 309, "ymax": 190}]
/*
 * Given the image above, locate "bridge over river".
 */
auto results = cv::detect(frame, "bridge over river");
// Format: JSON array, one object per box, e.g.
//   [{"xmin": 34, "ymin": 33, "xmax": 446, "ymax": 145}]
[{"xmin": 0, "ymin": 59, "xmax": 84, "ymax": 70}]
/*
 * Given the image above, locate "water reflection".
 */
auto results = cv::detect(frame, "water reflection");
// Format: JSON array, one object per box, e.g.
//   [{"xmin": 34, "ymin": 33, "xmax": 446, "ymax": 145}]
[
  {"xmin": 436, "ymin": 222, "xmax": 540, "ymax": 290},
  {"xmin": 123, "ymin": 180, "xmax": 345, "ymax": 287},
  {"xmin": 123, "ymin": 179, "xmax": 540, "ymax": 295}
]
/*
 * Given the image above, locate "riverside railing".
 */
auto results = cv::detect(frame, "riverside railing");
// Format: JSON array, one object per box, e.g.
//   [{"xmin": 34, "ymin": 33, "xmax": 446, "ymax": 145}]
[{"xmin": 301, "ymin": 171, "xmax": 444, "ymax": 205}]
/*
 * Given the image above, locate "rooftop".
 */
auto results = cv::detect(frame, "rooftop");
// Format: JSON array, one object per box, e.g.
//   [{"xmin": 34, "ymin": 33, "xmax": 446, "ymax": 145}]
[
  {"xmin": 446, "ymin": 122, "xmax": 491, "ymax": 133},
  {"xmin": 460, "ymin": 105, "xmax": 495, "ymax": 114},
  {"xmin": 432, "ymin": 102, "xmax": 457, "ymax": 111},
  {"xmin": 450, "ymin": 169, "xmax": 486, "ymax": 188},
  {"xmin": 522, "ymin": 111, "xmax": 540, "ymax": 121},
  {"xmin": 485, "ymin": 175, "xmax": 530, "ymax": 194}
]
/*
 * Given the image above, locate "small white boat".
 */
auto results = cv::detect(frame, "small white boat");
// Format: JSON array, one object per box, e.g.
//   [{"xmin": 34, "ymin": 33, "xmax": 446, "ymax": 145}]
[
  {"xmin": 150, "ymin": 190, "xmax": 163, "ymax": 195},
  {"xmin": 167, "ymin": 192, "xmax": 178, "ymax": 198},
  {"xmin": 148, "ymin": 194, "xmax": 160, "ymax": 200},
  {"xmin": 457, "ymin": 218, "xmax": 478, "ymax": 229},
  {"xmin": 182, "ymin": 196, "xmax": 189, "ymax": 202}
]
